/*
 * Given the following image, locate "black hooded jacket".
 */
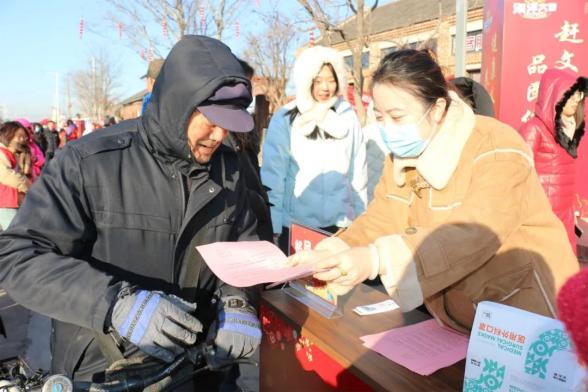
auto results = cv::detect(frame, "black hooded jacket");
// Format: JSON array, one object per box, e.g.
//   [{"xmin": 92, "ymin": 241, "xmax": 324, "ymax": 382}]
[{"xmin": 0, "ymin": 36, "xmax": 259, "ymax": 378}]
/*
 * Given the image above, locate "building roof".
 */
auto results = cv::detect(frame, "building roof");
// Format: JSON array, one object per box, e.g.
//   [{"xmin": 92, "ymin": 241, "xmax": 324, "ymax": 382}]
[
  {"xmin": 119, "ymin": 89, "xmax": 148, "ymax": 106},
  {"xmin": 323, "ymin": 0, "xmax": 484, "ymax": 45}
]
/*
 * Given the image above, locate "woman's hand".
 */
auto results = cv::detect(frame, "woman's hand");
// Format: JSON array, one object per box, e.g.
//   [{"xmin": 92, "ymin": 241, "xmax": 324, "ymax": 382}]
[
  {"xmin": 312, "ymin": 246, "xmax": 380, "ymax": 296},
  {"xmin": 286, "ymin": 236, "xmax": 350, "ymax": 267}
]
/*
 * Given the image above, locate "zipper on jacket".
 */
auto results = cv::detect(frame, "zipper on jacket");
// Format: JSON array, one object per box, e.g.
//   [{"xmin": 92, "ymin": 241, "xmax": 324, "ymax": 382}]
[{"xmin": 171, "ymin": 170, "xmax": 186, "ymax": 283}]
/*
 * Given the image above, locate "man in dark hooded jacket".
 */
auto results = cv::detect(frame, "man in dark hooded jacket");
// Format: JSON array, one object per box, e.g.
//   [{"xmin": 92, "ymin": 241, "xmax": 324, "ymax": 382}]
[{"xmin": 0, "ymin": 35, "xmax": 261, "ymax": 389}]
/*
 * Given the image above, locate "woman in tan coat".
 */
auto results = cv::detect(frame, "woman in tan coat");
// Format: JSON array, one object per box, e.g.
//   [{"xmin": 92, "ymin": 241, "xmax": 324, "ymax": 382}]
[
  {"xmin": 0, "ymin": 122, "xmax": 31, "ymax": 229},
  {"xmin": 291, "ymin": 49, "xmax": 579, "ymax": 333}
]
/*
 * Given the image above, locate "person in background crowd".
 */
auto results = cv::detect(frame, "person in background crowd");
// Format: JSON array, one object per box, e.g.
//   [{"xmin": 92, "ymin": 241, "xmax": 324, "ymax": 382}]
[
  {"xmin": 0, "ymin": 122, "xmax": 31, "ymax": 229},
  {"xmin": 363, "ymin": 100, "xmax": 388, "ymax": 202},
  {"xmin": 141, "ymin": 58, "xmax": 165, "ymax": 115},
  {"xmin": 261, "ymin": 45, "xmax": 367, "ymax": 254},
  {"xmin": 0, "ymin": 36, "xmax": 261, "ymax": 391},
  {"xmin": 31, "ymin": 122, "xmax": 48, "ymax": 155},
  {"xmin": 448, "ymin": 76, "xmax": 495, "ymax": 117},
  {"xmin": 105, "ymin": 116, "xmax": 117, "ymax": 127},
  {"xmin": 15, "ymin": 118, "xmax": 45, "ymax": 180},
  {"xmin": 64, "ymin": 119, "xmax": 80, "ymax": 142},
  {"xmin": 74, "ymin": 113, "xmax": 86, "ymax": 136},
  {"xmin": 289, "ymin": 49, "xmax": 579, "ymax": 333},
  {"xmin": 44, "ymin": 120, "xmax": 60, "ymax": 161},
  {"xmin": 234, "ymin": 59, "xmax": 261, "ymax": 169},
  {"xmin": 519, "ymin": 69, "xmax": 587, "ymax": 251},
  {"xmin": 82, "ymin": 119, "xmax": 94, "ymax": 136},
  {"xmin": 231, "ymin": 58, "xmax": 273, "ymax": 243}
]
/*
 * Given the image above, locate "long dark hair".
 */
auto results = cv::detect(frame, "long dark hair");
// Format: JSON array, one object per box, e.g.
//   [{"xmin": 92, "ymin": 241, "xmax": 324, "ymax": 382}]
[
  {"xmin": 0, "ymin": 121, "xmax": 26, "ymax": 146},
  {"xmin": 575, "ymin": 99, "xmax": 585, "ymax": 131},
  {"xmin": 372, "ymin": 49, "xmax": 451, "ymax": 116},
  {"xmin": 288, "ymin": 63, "xmax": 339, "ymax": 140}
]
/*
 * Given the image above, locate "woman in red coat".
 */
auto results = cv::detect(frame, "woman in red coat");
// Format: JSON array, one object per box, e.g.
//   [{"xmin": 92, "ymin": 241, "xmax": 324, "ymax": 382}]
[
  {"xmin": 519, "ymin": 69, "xmax": 587, "ymax": 250},
  {"xmin": 0, "ymin": 122, "xmax": 31, "ymax": 229}
]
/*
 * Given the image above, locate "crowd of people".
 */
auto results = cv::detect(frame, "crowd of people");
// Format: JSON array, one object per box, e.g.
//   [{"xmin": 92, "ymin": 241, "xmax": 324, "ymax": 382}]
[
  {"xmin": 0, "ymin": 33, "xmax": 587, "ymax": 391},
  {"xmin": 0, "ymin": 116, "xmax": 118, "ymax": 229}
]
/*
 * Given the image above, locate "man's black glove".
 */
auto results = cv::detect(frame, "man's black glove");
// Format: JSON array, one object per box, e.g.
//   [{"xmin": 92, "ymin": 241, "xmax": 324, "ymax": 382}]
[
  {"xmin": 208, "ymin": 296, "xmax": 261, "ymax": 360},
  {"xmin": 110, "ymin": 287, "xmax": 203, "ymax": 363}
]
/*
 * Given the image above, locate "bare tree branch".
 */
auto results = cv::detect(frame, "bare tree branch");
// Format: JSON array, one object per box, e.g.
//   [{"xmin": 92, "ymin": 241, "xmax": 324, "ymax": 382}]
[
  {"xmin": 244, "ymin": 11, "xmax": 299, "ymax": 111},
  {"xmin": 99, "ymin": 0, "xmax": 244, "ymax": 57},
  {"xmin": 72, "ymin": 51, "xmax": 120, "ymax": 122},
  {"xmin": 296, "ymin": 0, "xmax": 380, "ymax": 124}
]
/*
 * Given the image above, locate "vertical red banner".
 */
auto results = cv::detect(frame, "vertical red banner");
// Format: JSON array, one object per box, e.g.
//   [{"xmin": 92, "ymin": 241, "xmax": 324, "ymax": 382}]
[{"xmin": 481, "ymin": 0, "xmax": 588, "ymax": 216}]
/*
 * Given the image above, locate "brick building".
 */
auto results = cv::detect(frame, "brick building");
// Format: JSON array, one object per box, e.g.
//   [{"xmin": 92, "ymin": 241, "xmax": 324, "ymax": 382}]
[
  {"xmin": 321, "ymin": 0, "xmax": 485, "ymax": 91},
  {"xmin": 116, "ymin": 89, "xmax": 148, "ymax": 120}
]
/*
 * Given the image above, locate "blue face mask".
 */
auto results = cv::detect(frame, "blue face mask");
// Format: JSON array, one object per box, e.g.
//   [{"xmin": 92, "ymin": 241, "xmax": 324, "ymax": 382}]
[{"xmin": 379, "ymin": 107, "xmax": 433, "ymax": 158}]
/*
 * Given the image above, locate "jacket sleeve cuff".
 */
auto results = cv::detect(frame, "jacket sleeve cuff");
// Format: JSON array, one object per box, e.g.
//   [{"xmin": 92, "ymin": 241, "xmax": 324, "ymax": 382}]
[
  {"xmin": 93, "ymin": 281, "xmax": 126, "ymax": 333},
  {"xmin": 373, "ymin": 234, "xmax": 424, "ymax": 311}
]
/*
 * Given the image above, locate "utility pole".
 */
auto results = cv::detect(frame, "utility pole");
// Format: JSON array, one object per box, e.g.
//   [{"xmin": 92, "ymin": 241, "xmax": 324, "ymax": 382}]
[
  {"xmin": 49, "ymin": 72, "xmax": 60, "ymax": 122},
  {"xmin": 455, "ymin": 0, "xmax": 467, "ymax": 77},
  {"xmin": 92, "ymin": 57, "xmax": 97, "ymax": 122},
  {"xmin": 66, "ymin": 75, "xmax": 72, "ymax": 119}
]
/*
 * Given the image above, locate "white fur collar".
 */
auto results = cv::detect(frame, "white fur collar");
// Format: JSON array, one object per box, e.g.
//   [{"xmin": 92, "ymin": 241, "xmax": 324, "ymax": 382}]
[
  {"xmin": 288, "ymin": 98, "xmax": 352, "ymax": 139},
  {"xmin": 393, "ymin": 92, "xmax": 475, "ymax": 190}
]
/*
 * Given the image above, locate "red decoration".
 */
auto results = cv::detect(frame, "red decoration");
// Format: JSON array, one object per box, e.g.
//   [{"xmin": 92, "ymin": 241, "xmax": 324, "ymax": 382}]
[
  {"xmin": 255, "ymin": 0, "xmax": 261, "ymax": 7},
  {"xmin": 117, "ymin": 22, "xmax": 123, "ymax": 39},
  {"xmin": 260, "ymin": 304, "xmax": 371, "ymax": 390},
  {"xmin": 199, "ymin": 6, "xmax": 205, "ymax": 34},
  {"xmin": 309, "ymin": 29, "xmax": 315, "ymax": 47},
  {"xmin": 162, "ymin": 19, "xmax": 168, "ymax": 38},
  {"xmin": 79, "ymin": 18, "xmax": 84, "ymax": 40},
  {"xmin": 235, "ymin": 21, "xmax": 240, "ymax": 39},
  {"xmin": 140, "ymin": 49, "xmax": 146, "ymax": 61},
  {"xmin": 146, "ymin": 48, "xmax": 154, "ymax": 62}
]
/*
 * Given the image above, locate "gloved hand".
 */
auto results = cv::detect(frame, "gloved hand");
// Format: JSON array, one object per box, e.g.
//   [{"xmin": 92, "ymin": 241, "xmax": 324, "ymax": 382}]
[
  {"xmin": 312, "ymin": 245, "xmax": 380, "ymax": 296},
  {"xmin": 209, "ymin": 296, "xmax": 261, "ymax": 360},
  {"xmin": 110, "ymin": 287, "xmax": 203, "ymax": 363}
]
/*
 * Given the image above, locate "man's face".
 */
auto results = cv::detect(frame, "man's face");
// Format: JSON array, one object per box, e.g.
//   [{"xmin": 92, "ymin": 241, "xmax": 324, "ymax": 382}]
[
  {"xmin": 48, "ymin": 121, "xmax": 56, "ymax": 131},
  {"xmin": 186, "ymin": 111, "xmax": 229, "ymax": 164}
]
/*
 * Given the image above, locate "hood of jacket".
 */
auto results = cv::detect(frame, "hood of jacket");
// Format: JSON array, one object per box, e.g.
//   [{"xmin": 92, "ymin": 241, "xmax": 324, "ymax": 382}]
[
  {"xmin": 534, "ymin": 69, "xmax": 587, "ymax": 158},
  {"xmin": 293, "ymin": 45, "xmax": 348, "ymax": 114},
  {"xmin": 140, "ymin": 35, "xmax": 252, "ymax": 174}
]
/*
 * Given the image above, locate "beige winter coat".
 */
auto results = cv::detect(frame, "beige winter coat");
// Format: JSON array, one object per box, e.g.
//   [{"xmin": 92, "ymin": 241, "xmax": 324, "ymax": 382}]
[
  {"xmin": 338, "ymin": 95, "xmax": 579, "ymax": 332},
  {"xmin": 0, "ymin": 143, "xmax": 29, "ymax": 194}
]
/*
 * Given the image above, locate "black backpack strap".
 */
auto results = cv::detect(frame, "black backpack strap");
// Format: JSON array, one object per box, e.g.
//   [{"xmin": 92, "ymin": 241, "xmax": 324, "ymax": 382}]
[{"xmin": 93, "ymin": 331, "xmax": 125, "ymax": 365}]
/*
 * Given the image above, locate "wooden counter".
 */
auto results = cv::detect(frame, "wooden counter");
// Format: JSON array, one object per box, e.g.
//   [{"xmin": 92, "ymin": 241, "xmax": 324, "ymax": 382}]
[{"xmin": 260, "ymin": 284, "xmax": 465, "ymax": 391}]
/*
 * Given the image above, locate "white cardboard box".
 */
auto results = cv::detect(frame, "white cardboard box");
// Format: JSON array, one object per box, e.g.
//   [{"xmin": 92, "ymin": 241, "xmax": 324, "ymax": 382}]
[{"xmin": 464, "ymin": 301, "xmax": 587, "ymax": 392}]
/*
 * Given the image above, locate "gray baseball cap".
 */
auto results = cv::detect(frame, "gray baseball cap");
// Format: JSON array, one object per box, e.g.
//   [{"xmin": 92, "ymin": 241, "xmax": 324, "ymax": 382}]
[{"xmin": 197, "ymin": 83, "xmax": 254, "ymax": 133}]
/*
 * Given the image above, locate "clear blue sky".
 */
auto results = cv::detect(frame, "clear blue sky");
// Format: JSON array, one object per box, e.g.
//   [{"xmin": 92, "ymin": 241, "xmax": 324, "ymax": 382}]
[{"xmin": 0, "ymin": 0, "xmax": 308, "ymax": 121}]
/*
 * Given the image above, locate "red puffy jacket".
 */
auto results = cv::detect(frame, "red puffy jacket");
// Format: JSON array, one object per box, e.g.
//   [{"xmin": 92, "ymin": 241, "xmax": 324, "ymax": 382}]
[
  {"xmin": 519, "ymin": 69, "xmax": 587, "ymax": 250},
  {"xmin": 0, "ymin": 147, "xmax": 21, "ymax": 208}
]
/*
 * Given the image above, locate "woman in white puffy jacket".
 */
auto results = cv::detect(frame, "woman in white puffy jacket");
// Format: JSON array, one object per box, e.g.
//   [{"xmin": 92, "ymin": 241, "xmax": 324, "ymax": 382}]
[{"xmin": 261, "ymin": 46, "xmax": 367, "ymax": 253}]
